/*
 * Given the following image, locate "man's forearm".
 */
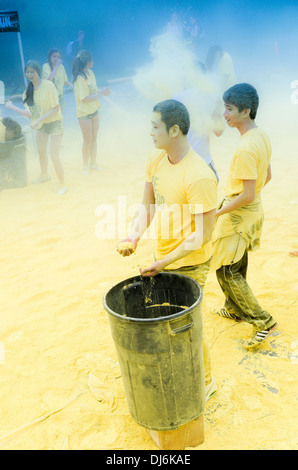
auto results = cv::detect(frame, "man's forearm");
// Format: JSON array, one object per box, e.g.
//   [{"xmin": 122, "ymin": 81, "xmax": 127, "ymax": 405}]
[
  {"xmin": 217, "ymin": 192, "xmax": 254, "ymax": 216},
  {"xmin": 128, "ymin": 204, "xmax": 155, "ymax": 242},
  {"xmin": 160, "ymin": 211, "xmax": 215, "ymax": 268}
]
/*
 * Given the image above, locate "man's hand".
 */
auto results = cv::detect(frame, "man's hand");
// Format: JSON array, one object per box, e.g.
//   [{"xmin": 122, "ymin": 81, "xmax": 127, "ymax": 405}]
[
  {"xmin": 139, "ymin": 259, "xmax": 166, "ymax": 277},
  {"xmin": 55, "ymin": 58, "xmax": 62, "ymax": 69},
  {"xmin": 117, "ymin": 238, "xmax": 137, "ymax": 257}
]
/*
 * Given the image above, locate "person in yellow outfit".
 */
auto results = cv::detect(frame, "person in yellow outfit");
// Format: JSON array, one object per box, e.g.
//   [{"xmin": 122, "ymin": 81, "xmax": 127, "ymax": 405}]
[
  {"xmin": 117, "ymin": 99, "xmax": 218, "ymax": 401},
  {"xmin": 72, "ymin": 50, "xmax": 110, "ymax": 174},
  {"xmin": 212, "ymin": 83, "xmax": 277, "ymax": 349},
  {"xmin": 6, "ymin": 60, "xmax": 66, "ymax": 195},
  {"xmin": 42, "ymin": 48, "xmax": 73, "ymax": 111}
]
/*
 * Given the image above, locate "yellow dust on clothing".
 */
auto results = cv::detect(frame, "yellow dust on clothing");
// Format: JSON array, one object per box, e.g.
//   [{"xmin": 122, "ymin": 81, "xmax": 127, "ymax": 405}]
[
  {"xmin": 226, "ymin": 127, "xmax": 271, "ymax": 197},
  {"xmin": 0, "ymin": 119, "xmax": 5, "ymax": 142},
  {"xmin": 22, "ymin": 79, "xmax": 62, "ymax": 130},
  {"xmin": 212, "ymin": 127, "xmax": 271, "ymax": 271},
  {"xmin": 145, "ymin": 148, "xmax": 218, "ymax": 269},
  {"xmin": 211, "ymin": 194, "xmax": 263, "ymax": 271},
  {"xmin": 42, "ymin": 63, "xmax": 68, "ymax": 97},
  {"xmin": 74, "ymin": 69, "xmax": 100, "ymax": 118}
]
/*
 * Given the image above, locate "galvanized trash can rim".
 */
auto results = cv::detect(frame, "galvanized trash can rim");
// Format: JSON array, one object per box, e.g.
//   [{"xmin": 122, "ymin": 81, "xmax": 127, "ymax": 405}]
[{"xmin": 103, "ymin": 272, "xmax": 203, "ymax": 324}]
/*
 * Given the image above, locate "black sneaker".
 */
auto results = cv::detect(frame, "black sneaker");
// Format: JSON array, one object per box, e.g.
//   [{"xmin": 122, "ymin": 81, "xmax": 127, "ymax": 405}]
[
  {"xmin": 215, "ymin": 308, "xmax": 243, "ymax": 322},
  {"xmin": 244, "ymin": 323, "xmax": 278, "ymax": 349}
]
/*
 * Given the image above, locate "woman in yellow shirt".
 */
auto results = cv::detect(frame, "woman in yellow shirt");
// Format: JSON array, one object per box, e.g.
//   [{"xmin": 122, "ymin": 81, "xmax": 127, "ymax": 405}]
[
  {"xmin": 6, "ymin": 60, "xmax": 66, "ymax": 195},
  {"xmin": 72, "ymin": 50, "xmax": 110, "ymax": 174},
  {"xmin": 42, "ymin": 48, "xmax": 73, "ymax": 111}
]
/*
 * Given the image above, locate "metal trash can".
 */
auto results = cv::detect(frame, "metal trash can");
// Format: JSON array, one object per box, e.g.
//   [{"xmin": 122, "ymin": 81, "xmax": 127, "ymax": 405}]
[{"xmin": 103, "ymin": 272, "xmax": 206, "ymax": 431}]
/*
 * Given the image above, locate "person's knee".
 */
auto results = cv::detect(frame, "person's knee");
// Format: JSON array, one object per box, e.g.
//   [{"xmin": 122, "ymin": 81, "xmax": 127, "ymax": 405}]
[
  {"xmin": 83, "ymin": 136, "xmax": 92, "ymax": 145},
  {"xmin": 50, "ymin": 153, "xmax": 61, "ymax": 164}
]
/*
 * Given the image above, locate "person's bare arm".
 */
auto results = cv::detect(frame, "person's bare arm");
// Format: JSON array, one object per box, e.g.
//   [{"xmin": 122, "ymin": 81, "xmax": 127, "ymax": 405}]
[
  {"xmin": 264, "ymin": 164, "xmax": 272, "ymax": 186},
  {"xmin": 46, "ymin": 59, "xmax": 62, "ymax": 81},
  {"xmin": 82, "ymin": 87, "xmax": 110, "ymax": 103},
  {"xmin": 30, "ymin": 105, "xmax": 60, "ymax": 129},
  {"xmin": 5, "ymin": 101, "xmax": 31, "ymax": 118},
  {"xmin": 140, "ymin": 208, "xmax": 216, "ymax": 276},
  {"xmin": 117, "ymin": 182, "xmax": 156, "ymax": 256},
  {"xmin": 216, "ymin": 179, "xmax": 256, "ymax": 217}
]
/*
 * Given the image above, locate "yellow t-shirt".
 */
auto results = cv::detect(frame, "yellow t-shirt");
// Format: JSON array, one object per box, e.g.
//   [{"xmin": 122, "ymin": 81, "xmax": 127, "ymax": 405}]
[
  {"xmin": 226, "ymin": 127, "xmax": 271, "ymax": 196},
  {"xmin": 42, "ymin": 63, "xmax": 68, "ymax": 96},
  {"xmin": 74, "ymin": 69, "xmax": 100, "ymax": 117},
  {"xmin": 146, "ymin": 148, "xmax": 218, "ymax": 269},
  {"xmin": 22, "ymin": 79, "xmax": 62, "ymax": 129},
  {"xmin": 0, "ymin": 119, "xmax": 6, "ymax": 142}
]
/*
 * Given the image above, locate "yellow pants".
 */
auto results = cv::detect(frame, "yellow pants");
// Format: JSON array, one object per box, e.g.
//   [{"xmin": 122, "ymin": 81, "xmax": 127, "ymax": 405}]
[{"xmin": 165, "ymin": 258, "xmax": 212, "ymax": 386}]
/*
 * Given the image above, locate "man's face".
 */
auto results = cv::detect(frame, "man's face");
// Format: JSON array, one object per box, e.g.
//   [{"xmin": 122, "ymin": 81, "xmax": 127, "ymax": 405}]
[
  {"xmin": 223, "ymin": 102, "xmax": 249, "ymax": 128},
  {"xmin": 150, "ymin": 112, "xmax": 171, "ymax": 149}
]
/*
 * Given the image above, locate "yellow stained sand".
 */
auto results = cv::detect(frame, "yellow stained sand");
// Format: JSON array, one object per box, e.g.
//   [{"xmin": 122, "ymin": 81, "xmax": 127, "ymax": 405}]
[
  {"xmin": 117, "ymin": 241, "xmax": 135, "ymax": 255},
  {"xmin": 0, "ymin": 86, "xmax": 297, "ymax": 450}
]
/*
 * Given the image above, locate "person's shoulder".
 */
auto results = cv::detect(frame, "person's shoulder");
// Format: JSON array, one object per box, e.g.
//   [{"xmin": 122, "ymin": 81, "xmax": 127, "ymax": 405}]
[
  {"xmin": 186, "ymin": 148, "xmax": 217, "ymax": 181},
  {"xmin": 147, "ymin": 148, "xmax": 166, "ymax": 159},
  {"xmin": 187, "ymin": 148, "xmax": 210, "ymax": 171},
  {"xmin": 44, "ymin": 79, "xmax": 56, "ymax": 89},
  {"xmin": 146, "ymin": 149, "xmax": 166, "ymax": 166},
  {"xmin": 42, "ymin": 62, "xmax": 50, "ymax": 71},
  {"xmin": 75, "ymin": 73, "xmax": 84, "ymax": 82},
  {"xmin": 240, "ymin": 127, "xmax": 270, "ymax": 148},
  {"xmin": 41, "ymin": 79, "xmax": 57, "ymax": 95},
  {"xmin": 41, "ymin": 78, "xmax": 54, "ymax": 87},
  {"xmin": 87, "ymin": 69, "xmax": 96, "ymax": 79},
  {"xmin": 255, "ymin": 127, "xmax": 270, "ymax": 142}
]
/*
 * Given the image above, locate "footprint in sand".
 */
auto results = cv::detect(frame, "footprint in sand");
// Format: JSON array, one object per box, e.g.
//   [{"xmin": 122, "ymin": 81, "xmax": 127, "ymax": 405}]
[{"xmin": 88, "ymin": 373, "xmax": 116, "ymax": 412}]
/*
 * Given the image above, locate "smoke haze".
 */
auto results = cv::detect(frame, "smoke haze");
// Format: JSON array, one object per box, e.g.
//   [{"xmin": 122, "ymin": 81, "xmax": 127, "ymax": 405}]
[{"xmin": 1, "ymin": 0, "xmax": 298, "ymax": 90}]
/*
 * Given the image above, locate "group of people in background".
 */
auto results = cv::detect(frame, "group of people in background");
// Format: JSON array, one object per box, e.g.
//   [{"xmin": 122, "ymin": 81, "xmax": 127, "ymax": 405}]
[
  {"xmin": 4, "ymin": 46, "xmax": 110, "ymax": 195},
  {"xmin": 1, "ymin": 10, "xmax": 236, "ymax": 198}
]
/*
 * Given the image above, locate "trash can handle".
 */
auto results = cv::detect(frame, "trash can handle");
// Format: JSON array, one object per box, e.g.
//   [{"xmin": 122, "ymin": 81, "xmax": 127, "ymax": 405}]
[
  {"xmin": 14, "ymin": 144, "xmax": 27, "ymax": 151},
  {"xmin": 169, "ymin": 316, "xmax": 194, "ymax": 335}
]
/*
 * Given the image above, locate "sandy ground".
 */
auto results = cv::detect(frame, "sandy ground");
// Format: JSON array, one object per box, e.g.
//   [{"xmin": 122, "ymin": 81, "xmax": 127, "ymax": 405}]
[{"xmin": 0, "ymin": 80, "xmax": 297, "ymax": 451}]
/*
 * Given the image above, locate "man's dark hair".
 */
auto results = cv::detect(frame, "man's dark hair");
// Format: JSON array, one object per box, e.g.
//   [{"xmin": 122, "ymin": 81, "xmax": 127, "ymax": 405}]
[
  {"xmin": 223, "ymin": 83, "xmax": 259, "ymax": 120},
  {"xmin": 2, "ymin": 117, "xmax": 22, "ymax": 141},
  {"xmin": 153, "ymin": 99, "xmax": 190, "ymax": 135}
]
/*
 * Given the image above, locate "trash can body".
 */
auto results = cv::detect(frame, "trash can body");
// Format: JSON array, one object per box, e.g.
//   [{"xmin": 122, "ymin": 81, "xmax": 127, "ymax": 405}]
[
  {"xmin": 0, "ymin": 135, "xmax": 27, "ymax": 190},
  {"xmin": 103, "ymin": 273, "xmax": 206, "ymax": 431}
]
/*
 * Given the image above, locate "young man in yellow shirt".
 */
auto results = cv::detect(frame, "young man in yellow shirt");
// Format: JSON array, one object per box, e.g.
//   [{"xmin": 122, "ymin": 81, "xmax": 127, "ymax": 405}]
[
  {"xmin": 117, "ymin": 99, "xmax": 218, "ymax": 400},
  {"xmin": 212, "ymin": 83, "xmax": 277, "ymax": 349}
]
